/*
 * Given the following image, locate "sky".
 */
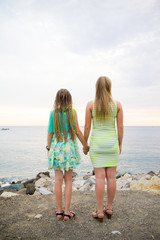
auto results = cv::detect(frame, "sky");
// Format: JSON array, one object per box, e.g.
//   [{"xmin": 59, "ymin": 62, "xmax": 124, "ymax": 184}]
[{"xmin": 0, "ymin": 0, "xmax": 160, "ymax": 126}]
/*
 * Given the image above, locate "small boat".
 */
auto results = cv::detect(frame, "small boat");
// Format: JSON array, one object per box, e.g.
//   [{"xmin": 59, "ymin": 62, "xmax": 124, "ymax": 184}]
[{"xmin": 1, "ymin": 128, "xmax": 10, "ymax": 130}]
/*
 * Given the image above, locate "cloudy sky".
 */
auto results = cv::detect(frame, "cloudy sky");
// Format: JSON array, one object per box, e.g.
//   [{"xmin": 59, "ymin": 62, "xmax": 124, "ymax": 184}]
[{"xmin": 0, "ymin": 0, "xmax": 160, "ymax": 126}]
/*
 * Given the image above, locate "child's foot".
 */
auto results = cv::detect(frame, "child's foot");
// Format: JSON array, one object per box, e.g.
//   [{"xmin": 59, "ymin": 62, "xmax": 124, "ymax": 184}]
[
  {"xmin": 55, "ymin": 211, "xmax": 64, "ymax": 220},
  {"xmin": 64, "ymin": 211, "xmax": 75, "ymax": 221}
]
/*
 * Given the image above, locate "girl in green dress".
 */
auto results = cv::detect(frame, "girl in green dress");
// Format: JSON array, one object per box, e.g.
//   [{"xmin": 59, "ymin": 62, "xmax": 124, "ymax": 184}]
[
  {"xmin": 84, "ymin": 76, "xmax": 123, "ymax": 222},
  {"xmin": 47, "ymin": 89, "xmax": 89, "ymax": 221}
]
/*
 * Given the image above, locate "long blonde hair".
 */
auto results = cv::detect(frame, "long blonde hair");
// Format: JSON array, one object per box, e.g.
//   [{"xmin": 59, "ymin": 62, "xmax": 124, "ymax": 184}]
[
  {"xmin": 95, "ymin": 76, "xmax": 114, "ymax": 121},
  {"xmin": 54, "ymin": 89, "xmax": 75, "ymax": 142}
]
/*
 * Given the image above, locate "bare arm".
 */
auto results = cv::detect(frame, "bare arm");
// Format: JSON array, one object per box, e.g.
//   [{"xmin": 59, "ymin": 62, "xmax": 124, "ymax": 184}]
[
  {"xmin": 116, "ymin": 101, "xmax": 124, "ymax": 154},
  {"xmin": 47, "ymin": 132, "xmax": 53, "ymax": 149},
  {"xmin": 74, "ymin": 110, "xmax": 89, "ymax": 149},
  {"xmin": 84, "ymin": 101, "xmax": 93, "ymax": 142}
]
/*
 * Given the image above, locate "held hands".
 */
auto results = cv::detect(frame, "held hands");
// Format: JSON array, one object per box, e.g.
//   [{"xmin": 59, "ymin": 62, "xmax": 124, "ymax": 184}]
[{"xmin": 83, "ymin": 145, "xmax": 89, "ymax": 155}]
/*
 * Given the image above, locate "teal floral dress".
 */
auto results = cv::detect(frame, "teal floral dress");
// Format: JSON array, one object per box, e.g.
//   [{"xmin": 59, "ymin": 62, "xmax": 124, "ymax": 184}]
[{"xmin": 47, "ymin": 109, "xmax": 81, "ymax": 171}]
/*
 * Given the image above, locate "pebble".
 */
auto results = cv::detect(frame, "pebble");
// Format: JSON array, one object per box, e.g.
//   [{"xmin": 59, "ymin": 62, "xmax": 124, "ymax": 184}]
[
  {"xmin": 110, "ymin": 231, "xmax": 121, "ymax": 235},
  {"xmin": 34, "ymin": 214, "xmax": 42, "ymax": 219}
]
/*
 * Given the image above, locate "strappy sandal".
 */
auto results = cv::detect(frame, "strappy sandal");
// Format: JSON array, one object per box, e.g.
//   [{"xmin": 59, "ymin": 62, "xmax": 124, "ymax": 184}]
[
  {"xmin": 55, "ymin": 211, "xmax": 64, "ymax": 220},
  {"xmin": 92, "ymin": 210, "xmax": 104, "ymax": 223},
  {"xmin": 63, "ymin": 211, "xmax": 75, "ymax": 221},
  {"xmin": 103, "ymin": 207, "xmax": 113, "ymax": 219}
]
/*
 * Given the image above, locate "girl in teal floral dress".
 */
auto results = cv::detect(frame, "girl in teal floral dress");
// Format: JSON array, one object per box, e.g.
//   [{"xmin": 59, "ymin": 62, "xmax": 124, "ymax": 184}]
[{"xmin": 47, "ymin": 89, "xmax": 89, "ymax": 221}]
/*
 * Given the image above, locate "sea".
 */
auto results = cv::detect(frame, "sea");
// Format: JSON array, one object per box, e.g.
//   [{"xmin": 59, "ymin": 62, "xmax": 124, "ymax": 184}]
[{"xmin": 0, "ymin": 126, "xmax": 160, "ymax": 184}]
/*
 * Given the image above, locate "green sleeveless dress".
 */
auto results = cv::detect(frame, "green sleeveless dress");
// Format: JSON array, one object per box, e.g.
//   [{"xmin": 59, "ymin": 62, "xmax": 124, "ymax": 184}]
[{"xmin": 89, "ymin": 100, "xmax": 119, "ymax": 168}]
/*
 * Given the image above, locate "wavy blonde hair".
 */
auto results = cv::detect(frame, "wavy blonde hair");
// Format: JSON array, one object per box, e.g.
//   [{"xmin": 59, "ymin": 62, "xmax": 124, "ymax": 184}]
[
  {"xmin": 95, "ymin": 76, "xmax": 114, "ymax": 121},
  {"xmin": 54, "ymin": 89, "xmax": 75, "ymax": 142}
]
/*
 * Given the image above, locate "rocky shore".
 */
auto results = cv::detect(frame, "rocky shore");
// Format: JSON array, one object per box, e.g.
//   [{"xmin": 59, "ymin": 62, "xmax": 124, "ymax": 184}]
[
  {"xmin": 0, "ymin": 171, "xmax": 160, "ymax": 240},
  {"xmin": 0, "ymin": 170, "xmax": 160, "ymax": 198}
]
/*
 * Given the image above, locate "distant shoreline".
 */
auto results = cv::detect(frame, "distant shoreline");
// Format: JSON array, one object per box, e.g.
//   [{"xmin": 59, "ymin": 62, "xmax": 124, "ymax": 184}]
[{"xmin": 0, "ymin": 125, "xmax": 160, "ymax": 127}]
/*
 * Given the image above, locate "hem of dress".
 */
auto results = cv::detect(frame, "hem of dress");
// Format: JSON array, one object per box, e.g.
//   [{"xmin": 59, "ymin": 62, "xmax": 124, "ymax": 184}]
[
  {"xmin": 48, "ymin": 162, "xmax": 80, "ymax": 171},
  {"xmin": 92, "ymin": 164, "xmax": 118, "ymax": 168}
]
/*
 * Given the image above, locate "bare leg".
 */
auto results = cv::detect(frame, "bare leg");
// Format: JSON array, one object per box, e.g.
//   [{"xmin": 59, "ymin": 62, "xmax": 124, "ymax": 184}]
[
  {"xmin": 54, "ymin": 170, "xmax": 63, "ymax": 218},
  {"xmin": 94, "ymin": 168, "xmax": 105, "ymax": 214},
  {"xmin": 64, "ymin": 169, "xmax": 73, "ymax": 219},
  {"xmin": 105, "ymin": 167, "xmax": 117, "ymax": 213}
]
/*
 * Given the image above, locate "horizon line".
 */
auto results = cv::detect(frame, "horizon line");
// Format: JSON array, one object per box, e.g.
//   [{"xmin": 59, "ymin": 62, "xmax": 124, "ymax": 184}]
[{"xmin": 1, "ymin": 125, "xmax": 160, "ymax": 127}]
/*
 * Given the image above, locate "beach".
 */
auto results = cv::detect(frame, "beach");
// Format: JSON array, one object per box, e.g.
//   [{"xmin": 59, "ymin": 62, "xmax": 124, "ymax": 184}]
[
  {"xmin": 0, "ymin": 171, "xmax": 160, "ymax": 240},
  {"xmin": 0, "ymin": 190, "xmax": 160, "ymax": 240}
]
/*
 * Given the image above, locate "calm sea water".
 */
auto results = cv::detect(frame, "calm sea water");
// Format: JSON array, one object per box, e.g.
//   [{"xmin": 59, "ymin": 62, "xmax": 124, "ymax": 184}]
[{"xmin": 0, "ymin": 126, "xmax": 160, "ymax": 183}]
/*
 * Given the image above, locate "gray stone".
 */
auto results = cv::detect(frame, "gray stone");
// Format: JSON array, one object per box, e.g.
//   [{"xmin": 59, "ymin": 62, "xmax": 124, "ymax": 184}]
[
  {"xmin": 36, "ymin": 187, "xmax": 52, "ymax": 195},
  {"xmin": 83, "ymin": 172, "xmax": 93, "ymax": 180},
  {"xmin": 125, "ymin": 182, "xmax": 131, "ymax": 188},
  {"xmin": 22, "ymin": 178, "xmax": 39, "ymax": 188},
  {"xmin": 84, "ymin": 178, "xmax": 95, "ymax": 186},
  {"xmin": 4, "ymin": 188, "xmax": 17, "ymax": 193},
  {"xmin": 37, "ymin": 171, "xmax": 50, "ymax": 178},
  {"xmin": 26, "ymin": 183, "xmax": 36, "ymax": 195},
  {"xmin": 17, "ymin": 188, "xmax": 27, "ymax": 195},
  {"xmin": 80, "ymin": 183, "xmax": 91, "ymax": 191},
  {"xmin": 147, "ymin": 171, "xmax": 156, "ymax": 176},
  {"xmin": 2, "ymin": 184, "xmax": 24, "ymax": 191},
  {"xmin": 0, "ymin": 192, "xmax": 19, "ymax": 198},
  {"xmin": 83, "ymin": 175, "xmax": 91, "ymax": 180},
  {"xmin": 72, "ymin": 171, "xmax": 78, "ymax": 178},
  {"xmin": 116, "ymin": 172, "xmax": 122, "ymax": 179},
  {"xmin": 35, "ymin": 178, "xmax": 47, "ymax": 187},
  {"xmin": 0, "ymin": 188, "xmax": 4, "ymax": 195}
]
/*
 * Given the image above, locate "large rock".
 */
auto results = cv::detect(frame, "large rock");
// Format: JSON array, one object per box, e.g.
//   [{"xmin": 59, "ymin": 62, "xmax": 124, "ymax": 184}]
[
  {"xmin": 17, "ymin": 188, "xmax": 27, "ymax": 195},
  {"xmin": 83, "ymin": 172, "xmax": 93, "ymax": 180},
  {"xmin": 21, "ymin": 178, "xmax": 39, "ymax": 188},
  {"xmin": 36, "ymin": 187, "xmax": 52, "ymax": 195},
  {"xmin": 121, "ymin": 173, "xmax": 132, "ymax": 181},
  {"xmin": 147, "ymin": 171, "xmax": 156, "ymax": 176},
  {"xmin": 72, "ymin": 171, "xmax": 78, "ymax": 178},
  {"xmin": 0, "ymin": 188, "xmax": 4, "ymax": 195},
  {"xmin": 72, "ymin": 179, "xmax": 84, "ymax": 190},
  {"xmin": 2, "ymin": 184, "xmax": 24, "ymax": 191},
  {"xmin": 0, "ymin": 192, "xmax": 19, "ymax": 198},
  {"xmin": 37, "ymin": 171, "xmax": 50, "ymax": 178},
  {"xmin": 79, "ymin": 183, "xmax": 91, "ymax": 191},
  {"xmin": 140, "ymin": 174, "xmax": 152, "ymax": 181},
  {"xmin": 46, "ymin": 182, "xmax": 54, "ymax": 192},
  {"xmin": 116, "ymin": 177, "xmax": 131, "ymax": 190},
  {"xmin": 130, "ymin": 176, "xmax": 160, "ymax": 194},
  {"xmin": 35, "ymin": 178, "xmax": 47, "ymax": 187},
  {"xmin": 84, "ymin": 177, "xmax": 95, "ymax": 186},
  {"xmin": 26, "ymin": 183, "xmax": 36, "ymax": 195},
  {"xmin": 116, "ymin": 172, "xmax": 122, "ymax": 179}
]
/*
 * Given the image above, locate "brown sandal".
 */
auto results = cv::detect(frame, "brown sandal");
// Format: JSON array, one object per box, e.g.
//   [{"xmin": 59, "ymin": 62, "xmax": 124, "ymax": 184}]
[
  {"xmin": 92, "ymin": 210, "xmax": 104, "ymax": 223},
  {"xmin": 104, "ymin": 207, "xmax": 113, "ymax": 219}
]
